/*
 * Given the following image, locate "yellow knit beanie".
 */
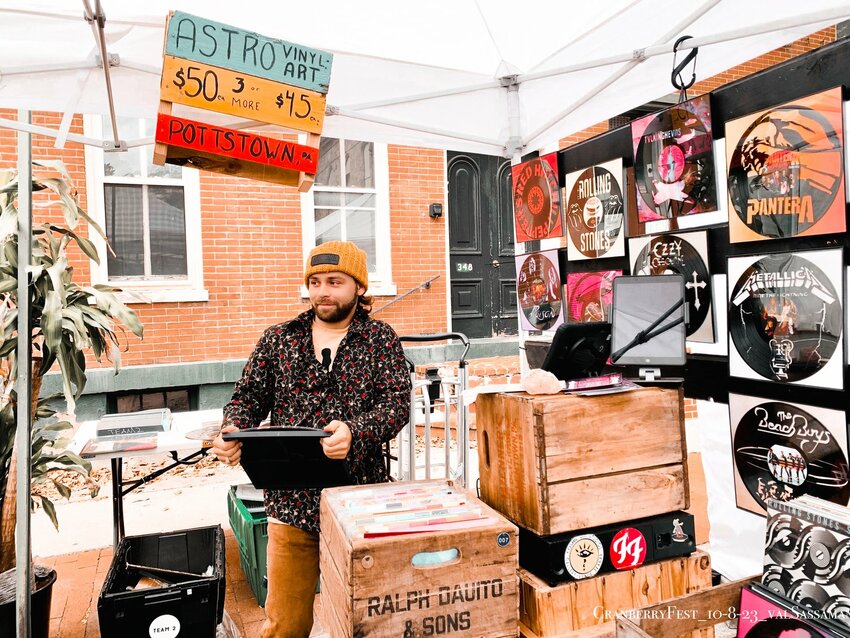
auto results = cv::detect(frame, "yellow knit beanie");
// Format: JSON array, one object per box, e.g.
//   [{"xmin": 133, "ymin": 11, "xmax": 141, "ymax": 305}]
[{"xmin": 304, "ymin": 241, "xmax": 368, "ymax": 288}]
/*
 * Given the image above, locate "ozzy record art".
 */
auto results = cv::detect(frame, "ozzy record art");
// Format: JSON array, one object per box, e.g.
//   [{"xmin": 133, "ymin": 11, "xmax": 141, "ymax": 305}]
[
  {"xmin": 564, "ymin": 158, "xmax": 626, "ymax": 260},
  {"xmin": 516, "ymin": 250, "xmax": 564, "ymax": 332},
  {"xmin": 630, "ymin": 94, "xmax": 718, "ymax": 235},
  {"xmin": 728, "ymin": 250, "xmax": 844, "ymax": 390},
  {"xmin": 727, "ymin": 86, "xmax": 846, "ymax": 244},
  {"xmin": 512, "ymin": 152, "xmax": 563, "ymax": 242},
  {"xmin": 729, "ymin": 394, "xmax": 849, "ymax": 517},
  {"xmin": 566, "ymin": 270, "xmax": 621, "ymax": 323},
  {"xmin": 628, "ymin": 230, "xmax": 715, "ymax": 343}
]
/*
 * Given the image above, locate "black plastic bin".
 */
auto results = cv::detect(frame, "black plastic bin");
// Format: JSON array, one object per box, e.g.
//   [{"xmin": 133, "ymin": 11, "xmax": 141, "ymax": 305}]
[{"xmin": 97, "ymin": 525, "xmax": 225, "ymax": 638}]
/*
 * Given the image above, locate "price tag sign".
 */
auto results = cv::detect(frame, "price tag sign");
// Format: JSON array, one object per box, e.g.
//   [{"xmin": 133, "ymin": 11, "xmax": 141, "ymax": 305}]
[{"xmin": 160, "ymin": 55, "xmax": 326, "ymax": 134}]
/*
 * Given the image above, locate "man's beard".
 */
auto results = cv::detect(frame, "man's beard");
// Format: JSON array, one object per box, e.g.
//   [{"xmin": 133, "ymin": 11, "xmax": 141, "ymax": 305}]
[{"xmin": 313, "ymin": 295, "xmax": 358, "ymax": 323}]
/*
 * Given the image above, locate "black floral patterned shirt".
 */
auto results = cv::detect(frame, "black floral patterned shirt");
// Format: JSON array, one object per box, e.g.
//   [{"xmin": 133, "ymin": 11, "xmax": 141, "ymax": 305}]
[{"xmin": 223, "ymin": 308, "xmax": 411, "ymax": 532}]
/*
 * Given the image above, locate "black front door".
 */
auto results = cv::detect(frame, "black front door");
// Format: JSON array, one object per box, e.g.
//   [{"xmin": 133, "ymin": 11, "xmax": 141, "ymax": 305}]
[{"xmin": 447, "ymin": 152, "xmax": 517, "ymax": 338}]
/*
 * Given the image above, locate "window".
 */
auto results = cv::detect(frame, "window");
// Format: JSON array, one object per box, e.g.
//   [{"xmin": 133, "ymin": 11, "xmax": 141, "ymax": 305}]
[
  {"xmin": 301, "ymin": 138, "xmax": 395, "ymax": 294},
  {"xmin": 83, "ymin": 116, "xmax": 207, "ymax": 302},
  {"xmin": 108, "ymin": 387, "xmax": 196, "ymax": 413}
]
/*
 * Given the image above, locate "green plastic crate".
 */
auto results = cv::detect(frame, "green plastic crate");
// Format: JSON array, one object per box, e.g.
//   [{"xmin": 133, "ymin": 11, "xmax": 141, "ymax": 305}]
[{"xmin": 227, "ymin": 485, "xmax": 268, "ymax": 607}]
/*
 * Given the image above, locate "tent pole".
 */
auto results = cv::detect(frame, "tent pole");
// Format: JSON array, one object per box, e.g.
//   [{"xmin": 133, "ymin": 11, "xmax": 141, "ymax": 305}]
[
  {"xmin": 523, "ymin": 0, "xmax": 721, "ymax": 149},
  {"xmin": 83, "ymin": 0, "xmax": 122, "ymax": 150},
  {"xmin": 521, "ymin": 5, "xmax": 850, "ymax": 84},
  {"xmin": 15, "ymin": 108, "xmax": 33, "ymax": 638}
]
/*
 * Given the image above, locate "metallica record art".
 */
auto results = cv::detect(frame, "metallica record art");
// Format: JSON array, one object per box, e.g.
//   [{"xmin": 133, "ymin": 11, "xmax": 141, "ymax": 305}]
[
  {"xmin": 630, "ymin": 94, "xmax": 718, "ymax": 234},
  {"xmin": 628, "ymin": 231, "xmax": 715, "ymax": 343},
  {"xmin": 512, "ymin": 152, "xmax": 563, "ymax": 242},
  {"xmin": 727, "ymin": 86, "xmax": 846, "ymax": 243},
  {"xmin": 566, "ymin": 270, "xmax": 621, "ymax": 323},
  {"xmin": 516, "ymin": 250, "xmax": 564, "ymax": 332},
  {"xmin": 730, "ymin": 394, "xmax": 849, "ymax": 516},
  {"xmin": 728, "ymin": 250, "xmax": 844, "ymax": 389},
  {"xmin": 564, "ymin": 158, "xmax": 626, "ymax": 260}
]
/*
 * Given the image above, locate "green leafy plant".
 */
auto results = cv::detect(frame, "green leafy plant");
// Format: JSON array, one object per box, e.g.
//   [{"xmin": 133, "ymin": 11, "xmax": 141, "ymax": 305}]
[{"xmin": 0, "ymin": 161, "xmax": 144, "ymax": 572}]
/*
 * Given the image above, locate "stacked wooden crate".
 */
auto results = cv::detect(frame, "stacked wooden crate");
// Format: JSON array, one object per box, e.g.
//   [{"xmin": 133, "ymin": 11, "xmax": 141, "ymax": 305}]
[{"xmin": 477, "ymin": 387, "xmax": 712, "ymax": 637}]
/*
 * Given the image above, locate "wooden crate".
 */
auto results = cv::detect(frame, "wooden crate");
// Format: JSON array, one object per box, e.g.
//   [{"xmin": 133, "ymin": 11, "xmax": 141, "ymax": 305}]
[
  {"xmin": 319, "ymin": 480, "xmax": 519, "ymax": 637},
  {"xmin": 477, "ymin": 387, "xmax": 688, "ymax": 535},
  {"xmin": 616, "ymin": 576, "xmax": 760, "ymax": 638},
  {"xmin": 520, "ymin": 550, "xmax": 714, "ymax": 638}
]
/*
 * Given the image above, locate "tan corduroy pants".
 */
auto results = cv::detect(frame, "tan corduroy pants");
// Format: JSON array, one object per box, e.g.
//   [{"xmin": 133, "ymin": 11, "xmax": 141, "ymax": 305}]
[{"xmin": 260, "ymin": 522, "xmax": 320, "ymax": 638}]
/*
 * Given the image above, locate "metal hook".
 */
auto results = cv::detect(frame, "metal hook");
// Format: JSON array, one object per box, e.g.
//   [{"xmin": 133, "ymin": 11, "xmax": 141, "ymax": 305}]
[{"xmin": 671, "ymin": 35, "xmax": 698, "ymax": 92}]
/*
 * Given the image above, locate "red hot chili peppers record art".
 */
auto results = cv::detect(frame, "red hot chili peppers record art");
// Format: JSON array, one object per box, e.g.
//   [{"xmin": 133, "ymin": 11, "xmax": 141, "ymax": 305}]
[
  {"xmin": 512, "ymin": 152, "xmax": 563, "ymax": 242},
  {"xmin": 726, "ymin": 86, "xmax": 846, "ymax": 243}
]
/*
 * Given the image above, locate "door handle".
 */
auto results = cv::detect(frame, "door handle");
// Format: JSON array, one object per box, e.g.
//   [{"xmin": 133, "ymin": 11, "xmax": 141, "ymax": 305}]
[{"xmin": 491, "ymin": 260, "xmax": 500, "ymax": 268}]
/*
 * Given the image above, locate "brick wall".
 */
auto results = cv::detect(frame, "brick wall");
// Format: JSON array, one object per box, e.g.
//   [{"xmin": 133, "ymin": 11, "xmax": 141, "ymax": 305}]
[{"xmin": 1, "ymin": 113, "xmax": 448, "ymax": 372}]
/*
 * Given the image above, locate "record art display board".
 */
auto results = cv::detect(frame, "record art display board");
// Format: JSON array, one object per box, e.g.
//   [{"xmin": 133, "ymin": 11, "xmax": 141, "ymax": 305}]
[
  {"xmin": 628, "ymin": 230, "xmax": 715, "ymax": 343},
  {"xmin": 565, "ymin": 270, "xmax": 621, "ymax": 323},
  {"xmin": 728, "ymin": 249, "xmax": 844, "ymax": 390},
  {"xmin": 512, "ymin": 152, "xmax": 563, "ymax": 242},
  {"xmin": 564, "ymin": 158, "xmax": 626, "ymax": 260},
  {"xmin": 629, "ymin": 94, "xmax": 718, "ymax": 236},
  {"xmin": 727, "ymin": 86, "xmax": 846, "ymax": 243},
  {"xmin": 729, "ymin": 394, "xmax": 850, "ymax": 516},
  {"xmin": 516, "ymin": 250, "xmax": 564, "ymax": 332}
]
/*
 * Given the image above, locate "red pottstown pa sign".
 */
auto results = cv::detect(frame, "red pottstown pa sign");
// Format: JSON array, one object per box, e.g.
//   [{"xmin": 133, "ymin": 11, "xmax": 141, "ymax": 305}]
[{"xmin": 155, "ymin": 113, "xmax": 319, "ymax": 174}]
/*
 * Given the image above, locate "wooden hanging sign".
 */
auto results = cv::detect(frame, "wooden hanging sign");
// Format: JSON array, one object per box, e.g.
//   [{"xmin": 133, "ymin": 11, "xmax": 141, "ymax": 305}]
[
  {"xmin": 155, "ymin": 113, "xmax": 319, "ymax": 173},
  {"xmin": 165, "ymin": 10, "xmax": 333, "ymax": 95},
  {"xmin": 160, "ymin": 55, "xmax": 325, "ymax": 134}
]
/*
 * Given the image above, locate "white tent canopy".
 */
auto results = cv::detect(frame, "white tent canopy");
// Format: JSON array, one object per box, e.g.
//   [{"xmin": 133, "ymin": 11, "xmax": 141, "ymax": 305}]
[{"xmin": 1, "ymin": 0, "xmax": 850, "ymax": 156}]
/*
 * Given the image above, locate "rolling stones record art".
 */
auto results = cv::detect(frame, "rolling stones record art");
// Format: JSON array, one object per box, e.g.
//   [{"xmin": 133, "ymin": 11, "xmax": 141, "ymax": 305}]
[
  {"xmin": 727, "ymin": 86, "xmax": 846, "ymax": 243},
  {"xmin": 630, "ymin": 94, "xmax": 718, "ymax": 234},
  {"xmin": 628, "ymin": 230, "xmax": 715, "ymax": 343},
  {"xmin": 564, "ymin": 158, "xmax": 626, "ymax": 260},
  {"xmin": 728, "ymin": 249, "xmax": 844, "ymax": 390},
  {"xmin": 762, "ymin": 500, "xmax": 850, "ymax": 634},
  {"xmin": 516, "ymin": 250, "xmax": 564, "ymax": 332},
  {"xmin": 512, "ymin": 152, "xmax": 564, "ymax": 242},
  {"xmin": 566, "ymin": 270, "xmax": 621, "ymax": 323},
  {"xmin": 730, "ymin": 394, "xmax": 849, "ymax": 516}
]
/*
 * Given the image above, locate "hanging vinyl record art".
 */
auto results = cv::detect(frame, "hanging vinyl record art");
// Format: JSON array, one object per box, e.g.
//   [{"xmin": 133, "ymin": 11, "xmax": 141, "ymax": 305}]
[
  {"xmin": 628, "ymin": 230, "xmax": 715, "ymax": 343},
  {"xmin": 564, "ymin": 158, "xmax": 626, "ymax": 260},
  {"xmin": 730, "ymin": 394, "xmax": 849, "ymax": 516},
  {"xmin": 728, "ymin": 249, "xmax": 844, "ymax": 390},
  {"xmin": 565, "ymin": 270, "xmax": 621, "ymax": 323},
  {"xmin": 512, "ymin": 152, "xmax": 563, "ymax": 242},
  {"xmin": 515, "ymin": 250, "xmax": 564, "ymax": 332},
  {"xmin": 727, "ymin": 86, "xmax": 846, "ymax": 243},
  {"xmin": 630, "ymin": 94, "xmax": 718, "ymax": 235}
]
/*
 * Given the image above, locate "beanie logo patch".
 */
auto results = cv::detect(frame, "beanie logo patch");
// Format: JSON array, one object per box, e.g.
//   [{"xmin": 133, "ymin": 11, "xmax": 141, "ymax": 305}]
[{"xmin": 311, "ymin": 253, "xmax": 340, "ymax": 266}]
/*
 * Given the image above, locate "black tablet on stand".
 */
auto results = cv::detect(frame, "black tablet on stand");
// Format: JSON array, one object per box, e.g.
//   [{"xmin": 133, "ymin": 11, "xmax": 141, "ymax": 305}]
[{"xmin": 222, "ymin": 427, "xmax": 351, "ymax": 489}]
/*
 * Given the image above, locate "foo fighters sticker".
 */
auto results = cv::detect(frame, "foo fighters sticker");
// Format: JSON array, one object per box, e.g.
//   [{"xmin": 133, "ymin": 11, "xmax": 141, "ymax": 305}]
[{"xmin": 609, "ymin": 528, "xmax": 648, "ymax": 570}]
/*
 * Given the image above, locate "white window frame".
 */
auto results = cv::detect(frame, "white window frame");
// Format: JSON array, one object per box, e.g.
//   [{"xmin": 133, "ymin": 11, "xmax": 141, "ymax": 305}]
[
  {"xmin": 300, "ymin": 139, "xmax": 396, "ymax": 296},
  {"xmin": 82, "ymin": 114, "xmax": 208, "ymax": 303}
]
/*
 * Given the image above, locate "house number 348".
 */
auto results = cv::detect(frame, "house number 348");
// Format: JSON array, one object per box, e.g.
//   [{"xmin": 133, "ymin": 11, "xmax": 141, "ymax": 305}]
[{"xmin": 456, "ymin": 263, "xmax": 473, "ymax": 272}]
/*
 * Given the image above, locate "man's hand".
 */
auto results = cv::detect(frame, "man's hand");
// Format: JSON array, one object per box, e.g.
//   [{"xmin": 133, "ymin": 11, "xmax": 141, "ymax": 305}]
[
  {"xmin": 321, "ymin": 420, "xmax": 352, "ymax": 459},
  {"xmin": 211, "ymin": 423, "xmax": 242, "ymax": 466}
]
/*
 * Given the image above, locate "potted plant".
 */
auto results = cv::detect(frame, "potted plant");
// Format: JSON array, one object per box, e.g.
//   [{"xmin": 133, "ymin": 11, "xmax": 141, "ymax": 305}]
[{"xmin": 0, "ymin": 161, "xmax": 144, "ymax": 637}]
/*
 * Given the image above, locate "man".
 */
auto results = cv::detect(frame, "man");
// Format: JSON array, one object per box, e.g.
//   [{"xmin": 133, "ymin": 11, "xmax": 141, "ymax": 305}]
[{"xmin": 211, "ymin": 241, "xmax": 411, "ymax": 638}]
